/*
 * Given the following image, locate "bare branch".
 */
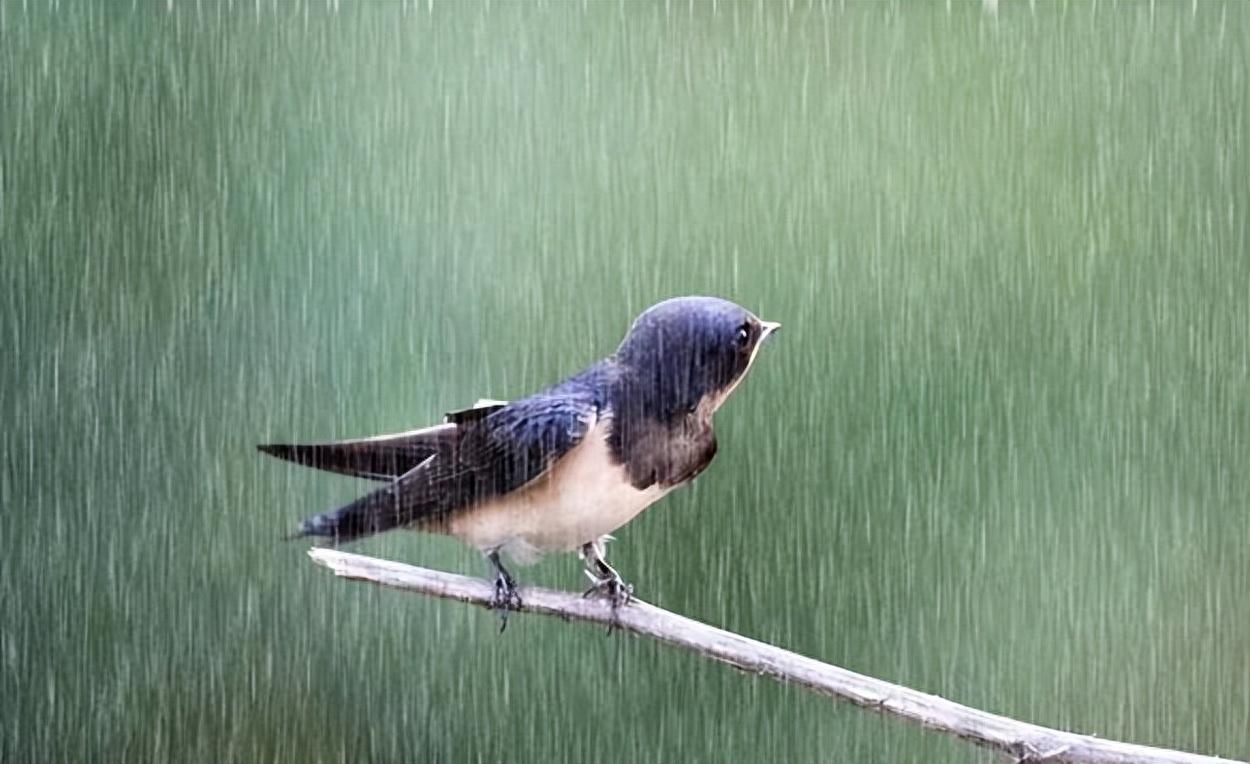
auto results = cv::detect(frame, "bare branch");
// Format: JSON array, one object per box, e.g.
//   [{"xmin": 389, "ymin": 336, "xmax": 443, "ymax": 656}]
[{"xmin": 308, "ymin": 549, "xmax": 1242, "ymax": 764}]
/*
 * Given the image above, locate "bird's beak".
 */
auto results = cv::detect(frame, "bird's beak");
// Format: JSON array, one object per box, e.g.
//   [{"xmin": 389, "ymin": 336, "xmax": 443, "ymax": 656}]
[{"xmin": 760, "ymin": 320, "xmax": 782, "ymax": 341}]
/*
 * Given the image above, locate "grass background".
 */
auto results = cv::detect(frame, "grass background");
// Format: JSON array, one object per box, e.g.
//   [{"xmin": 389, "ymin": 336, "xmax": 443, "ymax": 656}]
[{"xmin": 2, "ymin": 1, "xmax": 1245, "ymax": 761}]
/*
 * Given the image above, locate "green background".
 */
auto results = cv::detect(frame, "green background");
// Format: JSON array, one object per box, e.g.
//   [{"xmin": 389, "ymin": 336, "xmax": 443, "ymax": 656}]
[{"xmin": 2, "ymin": 2, "xmax": 1245, "ymax": 761}]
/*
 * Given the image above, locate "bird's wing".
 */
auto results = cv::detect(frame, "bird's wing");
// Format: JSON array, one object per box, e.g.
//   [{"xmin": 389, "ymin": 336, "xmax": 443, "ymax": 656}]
[
  {"xmin": 295, "ymin": 391, "xmax": 599, "ymax": 542},
  {"xmin": 444, "ymin": 399, "xmax": 509, "ymax": 426},
  {"xmin": 258, "ymin": 399, "xmax": 509, "ymax": 482},
  {"xmin": 257, "ymin": 424, "xmax": 457, "ymax": 481}
]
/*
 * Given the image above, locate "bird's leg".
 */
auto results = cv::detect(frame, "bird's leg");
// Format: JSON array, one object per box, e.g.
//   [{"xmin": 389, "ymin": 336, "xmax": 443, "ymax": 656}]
[
  {"xmin": 578, "ymin": 538, "xmax": 634, "ymax": 609},
  {"xmin": 486, "ymin": 550, "xmax": 522, "ymax": 631}
]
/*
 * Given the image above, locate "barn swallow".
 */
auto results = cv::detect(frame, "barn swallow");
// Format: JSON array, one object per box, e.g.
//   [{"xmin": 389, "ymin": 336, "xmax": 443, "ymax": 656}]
[{"xmin": 259, "ymin": 296, "xmax": 780, "ymax": 622}]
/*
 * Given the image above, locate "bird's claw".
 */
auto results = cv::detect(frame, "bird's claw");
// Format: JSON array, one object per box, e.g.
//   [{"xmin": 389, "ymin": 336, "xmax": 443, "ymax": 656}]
[
  {"xmin": 490, "ymin": 576, "xmax": 522, "ymax": 632},
  {"xmin": 583, "ymin": 571, "xmax": 634, "ymax": 610}
]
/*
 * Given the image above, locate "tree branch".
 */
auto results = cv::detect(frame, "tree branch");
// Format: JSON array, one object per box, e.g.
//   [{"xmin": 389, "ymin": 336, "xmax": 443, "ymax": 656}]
[{"xmin": 308, "ymin": 549, "xmax": 1241, "ymax": 764}]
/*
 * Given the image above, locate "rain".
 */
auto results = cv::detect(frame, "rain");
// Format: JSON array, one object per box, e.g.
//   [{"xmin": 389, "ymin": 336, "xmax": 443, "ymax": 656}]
[{"xmin": 1, "ymin": 1, "xmax": 1245, "ymax": 762}]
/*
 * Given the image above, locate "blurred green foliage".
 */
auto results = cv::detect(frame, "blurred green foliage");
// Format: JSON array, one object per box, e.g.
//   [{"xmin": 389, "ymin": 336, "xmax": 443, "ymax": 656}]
[{"xmin": 2, "ymin": 2, "xmax": 1245, "ymax": 761}]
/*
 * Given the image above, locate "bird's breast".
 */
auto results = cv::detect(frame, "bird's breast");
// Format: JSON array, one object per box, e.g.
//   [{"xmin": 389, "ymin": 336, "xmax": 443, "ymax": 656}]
[{"xmin": 445, "ymin": 419, "xmax": 668, "ymax": 563}]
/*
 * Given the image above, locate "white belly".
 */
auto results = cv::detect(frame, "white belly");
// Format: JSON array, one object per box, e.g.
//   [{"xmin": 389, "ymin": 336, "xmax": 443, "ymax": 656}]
[{"xmin": 446, "ymin": 420, "xmax": 667, "ymax": 563}]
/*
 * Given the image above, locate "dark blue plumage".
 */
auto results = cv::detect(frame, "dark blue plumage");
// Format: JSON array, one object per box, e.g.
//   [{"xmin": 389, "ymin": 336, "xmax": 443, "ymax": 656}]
[{"xmin": 292, "ymin": 364, "xmax": 614, "ymax": 542}]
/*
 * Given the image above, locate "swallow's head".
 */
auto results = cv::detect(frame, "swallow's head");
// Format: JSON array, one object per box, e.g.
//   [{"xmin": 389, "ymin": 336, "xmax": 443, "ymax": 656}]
[{"xmin": 615, "ymin": 295, "xmax": 780, "ymax": 418}]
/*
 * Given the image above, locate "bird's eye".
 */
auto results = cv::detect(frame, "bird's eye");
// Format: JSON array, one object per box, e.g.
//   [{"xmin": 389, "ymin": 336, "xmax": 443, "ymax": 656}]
[{"xmin": 733, "ymin": 323, "xmax": 751, "ymax": 350}]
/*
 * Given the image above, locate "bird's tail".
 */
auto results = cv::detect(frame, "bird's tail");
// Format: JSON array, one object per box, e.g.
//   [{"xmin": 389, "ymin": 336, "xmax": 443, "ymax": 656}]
[{"xmin": 290, "ymin": 482, "xmax": 416, "ymax": 544}]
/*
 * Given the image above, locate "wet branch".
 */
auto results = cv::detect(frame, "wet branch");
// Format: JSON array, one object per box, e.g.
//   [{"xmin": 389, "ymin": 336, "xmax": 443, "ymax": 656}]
[{"xmin": 308, "ymin": 549, "xmax": 1240, "ymax": 764}]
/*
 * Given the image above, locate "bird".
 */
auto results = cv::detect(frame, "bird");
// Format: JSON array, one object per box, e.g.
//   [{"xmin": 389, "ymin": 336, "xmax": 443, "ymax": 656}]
[{"xmin": 259, "ymin": 296, "xmax": 781, "ymax": 621}]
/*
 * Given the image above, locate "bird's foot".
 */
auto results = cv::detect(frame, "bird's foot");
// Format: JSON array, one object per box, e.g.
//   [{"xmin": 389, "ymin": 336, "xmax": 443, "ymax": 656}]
[
  {"xmin": 583, "ymin": 570, "xmax": 634, "ymax": 610},
  {"xmin": 490, "ymin": 574, "xmax": 523, "ymax": 632}
]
